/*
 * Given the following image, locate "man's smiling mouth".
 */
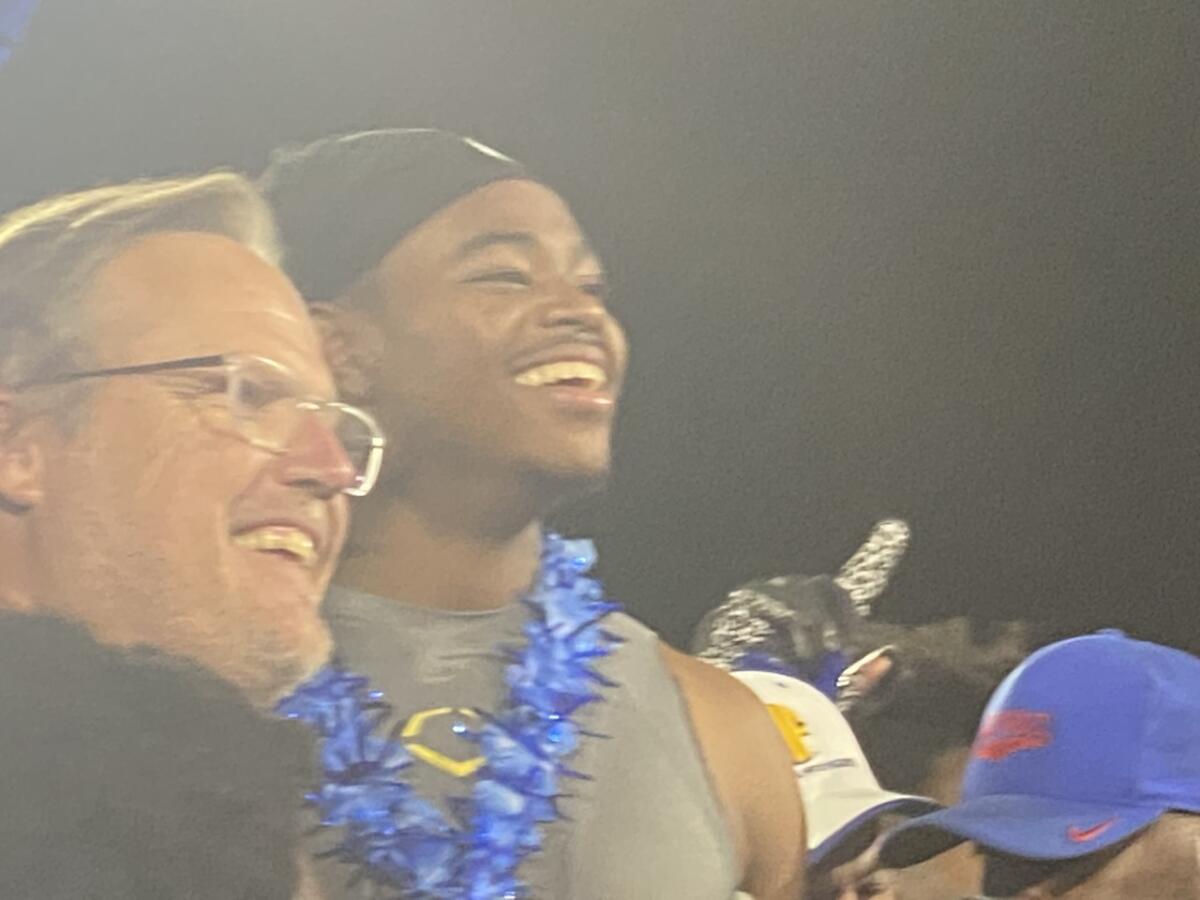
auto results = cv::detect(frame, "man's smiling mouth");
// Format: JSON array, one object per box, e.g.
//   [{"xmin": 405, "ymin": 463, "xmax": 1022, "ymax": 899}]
[
  {"xmin": 513, "ymin": 360, "xmax": 609, "ymax": 390},
  {"xmin": 231, "ymin": 525, "xmax": 318, "ymax": 568}
]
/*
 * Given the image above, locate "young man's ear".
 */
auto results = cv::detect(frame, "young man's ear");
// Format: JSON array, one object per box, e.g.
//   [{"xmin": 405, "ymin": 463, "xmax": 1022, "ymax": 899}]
[
  {"xmin": 308, "ymin": 302, "xmax": 385, "ymax": 405},
  {"xmin": 0, "ymin": 391, "xmax": 45, "ymax": 511}
]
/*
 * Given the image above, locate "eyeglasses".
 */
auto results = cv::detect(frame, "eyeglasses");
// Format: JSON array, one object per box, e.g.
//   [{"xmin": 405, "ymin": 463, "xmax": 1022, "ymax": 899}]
[{"xmin": 15, "ymin": 353, "xmax": 386, "ymax": 497}]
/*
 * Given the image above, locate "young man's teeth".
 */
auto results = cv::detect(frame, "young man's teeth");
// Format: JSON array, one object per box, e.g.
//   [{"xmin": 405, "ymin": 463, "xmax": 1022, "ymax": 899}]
[
  {"xmin": 232, "ymin": 527, "xmax": 316, "ymax": 566},
  {"xmin": 513, "ymin": 361, "xmax": 607, "ymax": 388}
]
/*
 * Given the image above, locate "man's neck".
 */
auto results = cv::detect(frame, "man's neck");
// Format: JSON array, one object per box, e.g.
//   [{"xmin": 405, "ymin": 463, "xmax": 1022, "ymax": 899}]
[
  {"xmin": 0, "ymin": 527, "xmax": 39, "ymax": 613},
  {"xmin": 337, "ymin": 473, "xmax": 551, "ymax": 610}
]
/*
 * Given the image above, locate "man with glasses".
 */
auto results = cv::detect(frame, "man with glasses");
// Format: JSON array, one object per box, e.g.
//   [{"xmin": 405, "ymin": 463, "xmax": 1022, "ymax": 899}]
[
  {"xmin": 873, "ymin": 631, "xmax": 1200, "ymax": 899},
  {"xmin": 262, "ymin": 129, "xmax": 805, "ymax": 899},
  {"xmin": 0, "ymin": 172, "xmax": 384, "ymax": 705},
  {"xmin": 0, "ymin": 172, "xmax": 385, "ymax": 896}
]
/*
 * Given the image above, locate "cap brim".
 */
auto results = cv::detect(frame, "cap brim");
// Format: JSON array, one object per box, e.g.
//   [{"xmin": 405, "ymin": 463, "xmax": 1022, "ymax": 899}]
[
  {"xmin": 808, "ymin": 790, "xmax": 941, "ymax": 867},
  {"xmin": 877, "ymin": 794, "xmax": 1165, "ymax": 869}
]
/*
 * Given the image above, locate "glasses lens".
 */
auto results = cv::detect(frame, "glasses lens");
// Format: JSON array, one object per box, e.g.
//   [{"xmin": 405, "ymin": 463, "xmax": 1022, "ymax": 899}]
[
  {"xmin": 332, "ymin": 406, "xmax": 379, "ymax": 492},
  {"xmin": 224, "ymin": 358, "xmax": 381, "ymax": 495},
  {"xmin": 243, "ymin": 401, "xmax": 380, "ymax": 493},
  {"xmin": 227, "ymin": 359, "xmax": 294, "ymax": 438}
]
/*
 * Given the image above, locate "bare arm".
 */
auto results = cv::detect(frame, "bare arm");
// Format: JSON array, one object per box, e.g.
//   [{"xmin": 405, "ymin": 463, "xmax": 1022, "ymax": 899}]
[
  {"xmin": 293, "ymin": 853, "xmax": 325, "ymax": 900},
  {"xmin": 663, "ymin": 645, "xmax": 807, "ymax": 899}
]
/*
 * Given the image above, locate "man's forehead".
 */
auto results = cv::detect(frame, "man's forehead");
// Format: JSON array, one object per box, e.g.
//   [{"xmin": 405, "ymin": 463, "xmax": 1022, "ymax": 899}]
[
  {"xmin": 83, "ymin": 231, "xmax": 328, "ymax": 379},
  {"xmin": 421, "ymin": 180, "xmax": 597, "ymax": 261}
]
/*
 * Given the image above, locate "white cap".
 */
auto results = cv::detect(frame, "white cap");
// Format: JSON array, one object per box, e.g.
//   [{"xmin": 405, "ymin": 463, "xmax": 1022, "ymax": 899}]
[{"xmin": 733, "ymin": 669, "xmax": 940, "ymax": 864}]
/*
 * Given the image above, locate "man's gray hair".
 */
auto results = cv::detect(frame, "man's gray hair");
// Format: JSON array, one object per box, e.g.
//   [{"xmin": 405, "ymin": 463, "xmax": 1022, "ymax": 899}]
[{"xmin": 0, "ymin": 172, "xmax": 280, "ymax": 390}]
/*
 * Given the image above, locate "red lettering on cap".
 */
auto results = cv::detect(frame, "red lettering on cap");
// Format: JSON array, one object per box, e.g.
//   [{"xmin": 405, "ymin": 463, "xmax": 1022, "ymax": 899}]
[{"xmin": 972, "ymin": 710, "xmax": 1052, "ymax": 761}]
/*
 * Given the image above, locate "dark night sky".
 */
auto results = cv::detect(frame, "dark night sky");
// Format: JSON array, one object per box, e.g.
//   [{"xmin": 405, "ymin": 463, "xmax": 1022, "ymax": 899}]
[{"xmin": 2, "ymin": 2, "xmax": 1196, "ymax": 649}]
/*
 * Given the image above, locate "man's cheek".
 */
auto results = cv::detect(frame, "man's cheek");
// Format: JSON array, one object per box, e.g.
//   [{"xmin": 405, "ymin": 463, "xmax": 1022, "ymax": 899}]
[
  {"xmin": 120, "ymin": 405, "xmax": 214, "ymax": 497},
  {"xmin": 134, "ymin": 433, "xmax": 255, "ymax": 526},
  {"xmin": 326, "ymin": 495, "xmax": 350, "ymax": 556}
]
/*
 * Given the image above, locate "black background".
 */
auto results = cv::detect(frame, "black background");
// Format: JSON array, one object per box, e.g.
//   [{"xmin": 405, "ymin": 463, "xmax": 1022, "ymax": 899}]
[{"xmin": 2, "ymin": 2, "xmax": 1196, "ymax": 649}]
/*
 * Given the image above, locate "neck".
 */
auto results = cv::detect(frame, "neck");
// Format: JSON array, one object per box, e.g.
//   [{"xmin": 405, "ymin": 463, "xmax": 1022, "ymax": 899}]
[
  {"xmin": 337, "ymin": 467, "xmax": 561, "ymax": 611},
  {"xmin": 0, "ymin": 524, "xmax": 40, "ymax": 613}
]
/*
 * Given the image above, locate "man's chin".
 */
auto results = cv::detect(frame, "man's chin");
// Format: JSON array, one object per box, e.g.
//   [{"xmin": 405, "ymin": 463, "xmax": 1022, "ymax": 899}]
[
  {"xmin": 518, "ymin": 437, "xmax": 613, "ymax": 486},
  {"xmin": 240, "ymin": 626, "xmax": 334, "ymax": 709},
  {"xmin": 527, "ymin": 461, "xmax": 611, "ymax": 510}
]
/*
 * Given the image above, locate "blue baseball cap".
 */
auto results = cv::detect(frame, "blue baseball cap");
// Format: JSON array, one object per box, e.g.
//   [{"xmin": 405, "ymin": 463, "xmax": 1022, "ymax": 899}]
[{"xmin": 878, "ymin": 631, "xmax": 1200, "ymax": 868}]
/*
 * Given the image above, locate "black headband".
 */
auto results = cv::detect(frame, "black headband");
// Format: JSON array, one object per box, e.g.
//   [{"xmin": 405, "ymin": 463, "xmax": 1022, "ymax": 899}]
[{"xmin": 260, "ymin": 128, "xmax": 527, "ymax": 301}]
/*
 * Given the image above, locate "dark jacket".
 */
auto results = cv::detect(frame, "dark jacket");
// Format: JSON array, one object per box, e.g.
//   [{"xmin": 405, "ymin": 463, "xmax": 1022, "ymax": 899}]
[{"xmin": 0, "ymin": 612, "xmax": 314, "ymax": 899}]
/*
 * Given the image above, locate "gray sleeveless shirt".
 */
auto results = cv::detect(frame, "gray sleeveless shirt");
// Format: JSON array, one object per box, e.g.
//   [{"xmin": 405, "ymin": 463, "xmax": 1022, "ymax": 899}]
[{"xmin": 305, "ymin": 585, "xmax": 740, "ymax": 899}]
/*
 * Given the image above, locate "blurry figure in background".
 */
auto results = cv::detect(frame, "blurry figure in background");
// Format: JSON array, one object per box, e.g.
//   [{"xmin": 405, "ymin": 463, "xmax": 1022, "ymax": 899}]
[
  {"xmin": 0, "ymin": 174, "xmax": 379, "ymax": 894},
  {"xmin": 841, "ymin": 618, "xmax": 1033, "ymax": 897},
  {"xmin": 876, "ymin": 632, "xmax": 1200, "ymax": 899},
  {"xmin": 844, "ymin": 617, "xmax": 1035, "ymax": 803},
  {"xmin": 694, "ymin": 521, "xmax": 1039, "ymax": 897},
  {"xmin": 263, "ymin": 128, "xmax": 804, "ymax": 900},
  {"xmin": 735, "ymin": 669, "xmax": 940, "ymax": 900}
]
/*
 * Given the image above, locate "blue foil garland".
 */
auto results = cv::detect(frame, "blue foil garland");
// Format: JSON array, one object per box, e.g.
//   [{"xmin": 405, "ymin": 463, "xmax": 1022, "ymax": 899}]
[
  {"xmin": 0, "ymin": 0, "xmax": 39, "ymax": 68},
  {"xmin": 278, "ymin": 534, "xmax": 622, "ymax": 899}
]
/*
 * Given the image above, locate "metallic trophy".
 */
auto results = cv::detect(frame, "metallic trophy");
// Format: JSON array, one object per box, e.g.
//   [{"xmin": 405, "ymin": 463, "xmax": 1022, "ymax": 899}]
[{"xmin": 692, "ymin": 519, "xmax": 911, "ymax": 697}]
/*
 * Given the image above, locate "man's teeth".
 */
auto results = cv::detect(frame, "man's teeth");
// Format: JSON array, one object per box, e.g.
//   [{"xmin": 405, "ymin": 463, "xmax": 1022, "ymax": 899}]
[
  {"xmin": 513, "ymin": 361, "xmax": 607, "ymax": 388},
  {"xmin": 232, "ymin": 527, "xmax": 316, "ymax": 566}
]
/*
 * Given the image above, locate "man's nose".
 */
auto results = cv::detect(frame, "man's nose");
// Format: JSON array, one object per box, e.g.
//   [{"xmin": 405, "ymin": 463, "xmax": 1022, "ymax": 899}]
[
  {"xmin": 538, "ymin": 277, "xmax": 613, "ymax": 330},
  {"xmin": 272, "ymin": 413, "xmax": 357, "ymax": 498},
  {"xmin": 538, "ymin": 282, "xmax": 629, "ymax": 373}
]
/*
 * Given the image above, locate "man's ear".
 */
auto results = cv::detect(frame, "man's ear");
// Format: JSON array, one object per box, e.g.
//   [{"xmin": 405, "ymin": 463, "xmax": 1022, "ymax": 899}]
[
  {"xmin": 0, "ymin": 392, "xmax": 45, "ymax": 511},
  {"xmin": 309, "ymin": 302, "xmax": 385, "ymax": 405}
]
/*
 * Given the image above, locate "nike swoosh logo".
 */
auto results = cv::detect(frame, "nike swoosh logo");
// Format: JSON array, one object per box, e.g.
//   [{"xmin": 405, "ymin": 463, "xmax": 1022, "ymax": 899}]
[{"xmin": 1067, "ymin": 816, "xmax": 1118, "ymax": 843}]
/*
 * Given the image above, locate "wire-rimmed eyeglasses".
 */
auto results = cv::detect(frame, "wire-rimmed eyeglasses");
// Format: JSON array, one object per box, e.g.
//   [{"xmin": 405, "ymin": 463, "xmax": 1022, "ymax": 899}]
[{"xmin": 15, "ymin": 352, "xmax": 386, "ymax": 497}]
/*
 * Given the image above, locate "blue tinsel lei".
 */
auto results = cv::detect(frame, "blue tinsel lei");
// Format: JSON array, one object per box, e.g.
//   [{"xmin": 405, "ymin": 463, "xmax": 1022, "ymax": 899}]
[
  {"xmin": 277, "ymin": 534, "xmax": 622, "ymax": 899},
  {"xmin": 0, "ymin": 0, "xmax": 39, "ymax": 68}
]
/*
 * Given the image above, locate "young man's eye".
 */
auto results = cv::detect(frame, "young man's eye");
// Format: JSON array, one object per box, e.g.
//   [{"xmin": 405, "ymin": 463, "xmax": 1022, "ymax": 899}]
[
  {"xmin": 464, "ymin": 269, "xmax": 532, "ymax": 287},
  {"xmin": 580, "ymin": 279, "xmax": 607, "ymax": 299}
]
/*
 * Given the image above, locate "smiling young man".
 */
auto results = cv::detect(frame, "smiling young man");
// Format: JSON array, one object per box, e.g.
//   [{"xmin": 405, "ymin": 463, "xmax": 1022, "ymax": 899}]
[{"xmin": 263, "ymin": 128, "xmax": 806, "ymax": 899}]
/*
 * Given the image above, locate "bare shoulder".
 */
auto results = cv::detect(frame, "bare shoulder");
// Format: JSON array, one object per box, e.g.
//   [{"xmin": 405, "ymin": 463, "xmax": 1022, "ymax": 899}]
[
  {"xmin": 660, "ymin": 644, "xmax": 807, "ymax": 900},
  {"xmin": 661, "ymin": 643, "xmax": 764, "ymax": 708},
  {"xmin": 661, "ymin": 645, "xmax": 805, "ymax": 766}
]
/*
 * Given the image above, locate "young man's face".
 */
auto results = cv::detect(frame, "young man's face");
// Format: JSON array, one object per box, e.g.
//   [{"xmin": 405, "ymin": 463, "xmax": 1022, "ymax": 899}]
[{"xmin": 367, "ymin": 178, "xmax": 628, "ymax": 487}]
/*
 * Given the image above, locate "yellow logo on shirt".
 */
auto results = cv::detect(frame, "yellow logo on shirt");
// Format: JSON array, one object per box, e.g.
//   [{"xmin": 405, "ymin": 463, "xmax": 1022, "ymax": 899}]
[
  {"xmin": 400, "ymin": 707, "xmax": 486, "ymax": 778},
  {"xmin": 764, "ymin": 704, "xmax": 813, "ymax": 764}
]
